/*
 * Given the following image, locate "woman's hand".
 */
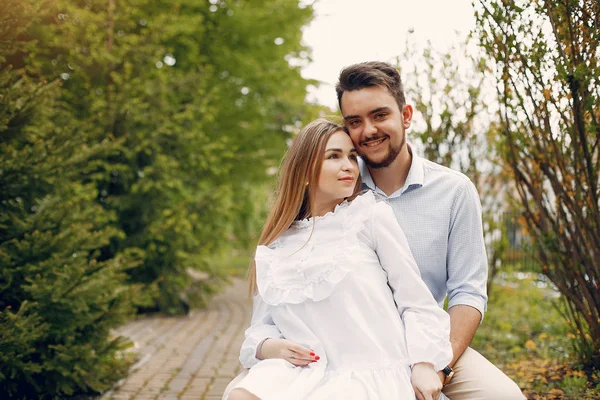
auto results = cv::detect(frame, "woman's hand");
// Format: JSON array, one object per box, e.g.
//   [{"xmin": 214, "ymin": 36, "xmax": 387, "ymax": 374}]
[
  {"xmin": 411, "ymin": 362, "xmax": 443, "ymax": 400},
  {"xmin": 259, "ymin": 338, "xmax": 320, "ymax": 367}
]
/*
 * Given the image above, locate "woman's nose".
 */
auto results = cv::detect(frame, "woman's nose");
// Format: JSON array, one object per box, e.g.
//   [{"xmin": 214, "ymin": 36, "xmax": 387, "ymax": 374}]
[{"xmin": 341, "ymin": 157, "xmax": 355, "ymax": 171}]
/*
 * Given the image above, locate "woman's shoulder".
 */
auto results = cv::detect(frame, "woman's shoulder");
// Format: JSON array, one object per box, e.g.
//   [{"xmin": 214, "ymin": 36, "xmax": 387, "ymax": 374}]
[
  {"xmin": 346, "ymin": 190, "xmax": 380, "ymax": 211},
  {"xmin": 347, "ymin": 190, "xmax": 393, "ymax": 221}
]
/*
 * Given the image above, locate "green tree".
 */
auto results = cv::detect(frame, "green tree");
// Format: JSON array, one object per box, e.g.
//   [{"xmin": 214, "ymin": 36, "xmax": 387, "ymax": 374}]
[
  {"xmin": 1, "ymin": 0, "xmax": 317, "ymax": 396},
  {"xmin": 25, "ymin": 0, "xmax": 315, "ymax": 313},
  {"xmin": 0, "ymin": 1, "xmax": 136, "ymax": 397},
  {"xmin": 475, "ymin": 0, "xmax": 600, "ymax": 367}
]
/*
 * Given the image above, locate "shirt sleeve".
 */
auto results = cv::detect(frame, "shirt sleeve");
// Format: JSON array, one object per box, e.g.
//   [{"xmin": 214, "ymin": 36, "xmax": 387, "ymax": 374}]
[
  {"xmin": 446, "ymin": 179, "xmax": 488, "ymax": 321},
  {"xmin": 371, "ymin": 201, "xmax": 453, "ymax": 372},
  {"xmin": 238, "ymin": 293, "xmax": 284, "ymax": 368}
]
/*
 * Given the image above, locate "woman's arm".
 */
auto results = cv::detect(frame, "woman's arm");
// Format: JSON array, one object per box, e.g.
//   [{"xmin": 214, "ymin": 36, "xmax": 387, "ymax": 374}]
[
  {"xmin": 371, "ymin": 202, "xmax": 452, "ymax": 370},
  {"xmin": 240, "ymin": 295, "xmax": 318, "ymax": 368},
  {"xmin": 370, "ymin": 202, "xmax": 453, "ymax": 399}
]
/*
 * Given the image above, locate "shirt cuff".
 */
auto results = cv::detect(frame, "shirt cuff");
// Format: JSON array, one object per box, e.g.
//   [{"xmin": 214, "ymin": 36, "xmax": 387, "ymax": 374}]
[{"xmin": 447, "ymin": 293, "xmax": 487, "ymax": 323}]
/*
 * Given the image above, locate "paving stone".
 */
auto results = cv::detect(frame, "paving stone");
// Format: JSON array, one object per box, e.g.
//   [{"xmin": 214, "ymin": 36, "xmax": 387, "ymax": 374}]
[
  {"xmin": 165, "ymin": 377, "xmax": 189, "ymax": 393},
  {"xmin": 102, "ymin": 279, "xmax": 250, "ymax": 400},
  {"xmin": 179, "ymin": 394, "xmax": 201, "ymax": 400},
  {"xmin": 134, "ymin": 395, "xmax": 157, "ymax": 400},
  {"xmin": 106, "ymin": 394, "xmax": 133, "ymax": 400},
  {"xmin": 156, "ymin": 396, "xmax": 179, "ymax": 400}
]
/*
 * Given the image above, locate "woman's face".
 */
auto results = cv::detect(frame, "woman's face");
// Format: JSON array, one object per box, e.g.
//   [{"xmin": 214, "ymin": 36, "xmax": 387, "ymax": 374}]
[{"xmin": 313, "ymin": 130, "xmax": 359, "ymax": 216}]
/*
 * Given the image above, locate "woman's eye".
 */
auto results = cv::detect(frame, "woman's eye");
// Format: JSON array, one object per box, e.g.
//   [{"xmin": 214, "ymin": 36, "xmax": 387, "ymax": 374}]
[{"xmin": 328, "ymin": 154, "xmax": 339, "ymax": 159}]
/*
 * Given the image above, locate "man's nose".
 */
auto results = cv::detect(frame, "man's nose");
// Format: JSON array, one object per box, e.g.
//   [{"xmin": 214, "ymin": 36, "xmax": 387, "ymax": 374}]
[{"xmin": 363, "ymin": 119, "xmax": 377, "ymax": 136}]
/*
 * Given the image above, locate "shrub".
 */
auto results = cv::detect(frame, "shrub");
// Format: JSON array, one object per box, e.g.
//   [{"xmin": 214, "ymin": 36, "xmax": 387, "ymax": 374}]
[{"xmin": 0, "ymin": 2, "xmax": 136, "ymax": 397}]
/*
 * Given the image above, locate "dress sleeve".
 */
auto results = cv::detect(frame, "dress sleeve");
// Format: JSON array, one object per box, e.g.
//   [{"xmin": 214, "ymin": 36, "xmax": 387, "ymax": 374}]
[
  {"xmin": 371, "ymin": 202, "xmax": 453, "ymax": 372},
  {"xmin": 239, "ymin": 293, "xmax": 284, "ymax": 368}
]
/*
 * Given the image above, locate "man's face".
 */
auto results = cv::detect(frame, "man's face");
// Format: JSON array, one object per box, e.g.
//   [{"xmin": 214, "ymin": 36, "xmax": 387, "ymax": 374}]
[{"xmin": 340, "ymin": 86, "xmax": 412, "ymax": 169}]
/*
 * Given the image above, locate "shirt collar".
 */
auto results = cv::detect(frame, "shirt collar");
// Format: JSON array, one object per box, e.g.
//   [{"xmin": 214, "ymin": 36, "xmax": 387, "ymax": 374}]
[{"xmin": 359, "ymin": 143, "xmax": 424, "ymax": 198}]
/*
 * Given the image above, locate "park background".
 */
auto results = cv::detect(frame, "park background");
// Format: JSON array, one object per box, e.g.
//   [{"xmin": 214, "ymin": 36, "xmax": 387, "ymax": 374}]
[{"xmin": 1, "ymin": 0, "xmax": 599, "ymax": 399}]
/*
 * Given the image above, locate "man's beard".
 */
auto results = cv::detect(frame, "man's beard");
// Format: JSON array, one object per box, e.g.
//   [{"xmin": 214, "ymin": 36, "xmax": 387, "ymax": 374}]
[{"xmin": 361, "ymin": 135, "xmax": 405, "ymax": 169}]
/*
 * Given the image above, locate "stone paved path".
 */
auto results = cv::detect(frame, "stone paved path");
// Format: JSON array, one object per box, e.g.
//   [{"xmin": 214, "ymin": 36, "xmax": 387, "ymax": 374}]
[{"xmin": 101, "ymin": 279, "xmax": 250, "ymax": 400}]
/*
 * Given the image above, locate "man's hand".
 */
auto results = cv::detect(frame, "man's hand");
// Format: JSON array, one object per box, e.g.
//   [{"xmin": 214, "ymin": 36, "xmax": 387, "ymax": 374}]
[
  {"xmin": 259, "ymin": 338, "xmax": 320, "ymax": 367},
  {"xmin": 411, "ymin": 362, "xmax": 443, "ymax": 400}
]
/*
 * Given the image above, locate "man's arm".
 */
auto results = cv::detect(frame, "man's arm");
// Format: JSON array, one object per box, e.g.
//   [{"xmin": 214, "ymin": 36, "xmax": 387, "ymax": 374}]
[
  {"xmin": 448, "ymin": 305, "xmax": 481, "ymax": 365},
  {"xmin": 436, "ymin": 304, "xmax": 481, "ymax": 383},
  {"xmin": 441, "ymin": 179, "xmax": 488, "ymax": 381}
]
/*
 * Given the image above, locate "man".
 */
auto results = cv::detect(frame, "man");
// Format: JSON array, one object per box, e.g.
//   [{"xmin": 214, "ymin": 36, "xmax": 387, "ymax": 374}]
[{"xmin": 336, "ymin": 61, "xmax": 523, "ymax": 399}]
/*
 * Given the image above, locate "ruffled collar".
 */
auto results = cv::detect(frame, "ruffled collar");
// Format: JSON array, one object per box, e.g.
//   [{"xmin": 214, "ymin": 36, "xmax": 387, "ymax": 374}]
[
  {"xmin": 291, "ymin": 198, "xmax": 352, "ymax": 229},
  {"xmin": 254, "ymin": 191, "xmax": 377, "ymax": 306}
]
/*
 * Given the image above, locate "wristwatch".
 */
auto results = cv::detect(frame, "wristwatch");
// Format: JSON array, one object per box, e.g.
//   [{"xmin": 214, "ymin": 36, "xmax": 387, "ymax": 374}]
[{"xmin": 442, "ymin": 365, "xmax": 455, "ymax": 386}]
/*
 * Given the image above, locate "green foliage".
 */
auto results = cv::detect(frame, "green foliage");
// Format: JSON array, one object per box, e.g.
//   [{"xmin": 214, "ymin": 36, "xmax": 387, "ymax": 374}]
[
  {"xmin": 0, "ymin": 1, "xmax": 137, "ymax": 397},
  {"xmin": 561, "ymin": 375, "xmax": 588, "ymax": 398},
  {"xmin": 1, "ymin": 0, "xmax": 316, "ymax": 396},
  {"xmin": 473, "ymin": 273, "xmax": 600, "ymax": 399},
  {"xmin": 475, "ymin": 0, "xmax": 600, "ymax": 367},
  {"xmin": 472, "ymin": 273, "xmax": 570, "ymax": 364},
  {"xmin": 18, "ymin": 0, "xmax": 315, "ymax": 314}
]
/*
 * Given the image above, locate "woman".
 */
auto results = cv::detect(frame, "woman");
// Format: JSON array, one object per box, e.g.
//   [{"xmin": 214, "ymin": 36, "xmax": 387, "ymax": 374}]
[{"xmin": 226, "ymin": 119, "xmax": 452, "ymax": 400}]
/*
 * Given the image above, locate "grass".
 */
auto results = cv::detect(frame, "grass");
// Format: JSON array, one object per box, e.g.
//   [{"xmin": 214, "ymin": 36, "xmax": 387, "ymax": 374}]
[{"xmin": 472, "ymin": 272, "xmax": 600, "ymax": 399}]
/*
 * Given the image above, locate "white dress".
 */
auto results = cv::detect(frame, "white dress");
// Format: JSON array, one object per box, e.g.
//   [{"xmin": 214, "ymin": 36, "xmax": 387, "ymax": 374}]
[{"xmin": 229, "ymin": 191, "xmax": 452, "ymax": 400}]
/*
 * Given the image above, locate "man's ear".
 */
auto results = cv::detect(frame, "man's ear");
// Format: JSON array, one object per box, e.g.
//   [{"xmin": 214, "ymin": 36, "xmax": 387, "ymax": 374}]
[{"xmin": 402, "ymin": 104, "xmax": 413, "ymax": 129}]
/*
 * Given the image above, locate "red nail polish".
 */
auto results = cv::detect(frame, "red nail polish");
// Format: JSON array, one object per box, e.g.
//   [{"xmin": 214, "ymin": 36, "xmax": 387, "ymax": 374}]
[
  {"xmin": 310, "ymin": 352, "xmax": 315, "ymax": 356},
  {"xmin": 315, "ymin": 356, "xmax": 320, "ymax": 360}
]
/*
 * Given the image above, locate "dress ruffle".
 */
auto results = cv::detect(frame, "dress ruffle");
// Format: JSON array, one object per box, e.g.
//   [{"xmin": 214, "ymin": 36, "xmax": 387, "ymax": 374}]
[{"xmin": 255, "ymin": 192, "xmax": 376, "ymax": 306}]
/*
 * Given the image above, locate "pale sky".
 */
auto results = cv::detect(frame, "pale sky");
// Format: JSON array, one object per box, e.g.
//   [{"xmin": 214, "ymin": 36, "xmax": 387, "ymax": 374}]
[{"xmin": 300, "ymin": 0, "xmax": 477, "ymax": 109}]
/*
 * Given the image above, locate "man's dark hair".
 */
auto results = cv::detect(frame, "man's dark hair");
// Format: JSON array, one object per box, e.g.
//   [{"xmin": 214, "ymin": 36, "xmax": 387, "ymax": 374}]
[{"xmin": 336, "ymin": 61, "xmax": 406, "ymax": 111}]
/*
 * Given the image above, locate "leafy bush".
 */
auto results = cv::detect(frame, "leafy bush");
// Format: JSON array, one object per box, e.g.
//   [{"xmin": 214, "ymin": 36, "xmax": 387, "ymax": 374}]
[
  {"xmin": 20, "ymin": 0, "xmax": 316, "ymax": 314},
  {"xmin": 1, "ymin": 0, "xmax": 317, "ymax": 396},
  {"xmin": 476, "ymin": 0, "xmax": 600, "ymax": 368},
  {"xmin": 0, "ymin": 2, "xmax": 136, "ymax": 397},
  {"xmin": 473, "ymin": 273, "xmax": 600, "ymax": 399}
]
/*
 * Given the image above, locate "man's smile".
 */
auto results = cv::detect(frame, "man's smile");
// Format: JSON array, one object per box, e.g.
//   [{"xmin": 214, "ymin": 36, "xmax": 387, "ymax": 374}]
[{"xmin": 363, "ymin": 137, "xmax": 387, "ymax": 147}]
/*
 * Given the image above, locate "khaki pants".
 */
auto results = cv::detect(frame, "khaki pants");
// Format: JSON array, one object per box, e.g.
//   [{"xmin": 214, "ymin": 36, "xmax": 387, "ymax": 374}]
[
  {"xmin": 442, "ymin": 347, "xmax": 524, "ymax": 399},
  {"xmin": 222, "ymin": 347, "xmax": 524, "ymax": 399}
]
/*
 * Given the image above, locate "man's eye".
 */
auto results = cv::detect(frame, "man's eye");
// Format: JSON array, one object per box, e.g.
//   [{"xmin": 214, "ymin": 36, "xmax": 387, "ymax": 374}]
[
  {"xmin": 374, "ymin": 113, "xmax": 386, "ymax": 119},
  {"xmin": 348, "ymin": 120, "xmax": 360, "ymax": 126}
]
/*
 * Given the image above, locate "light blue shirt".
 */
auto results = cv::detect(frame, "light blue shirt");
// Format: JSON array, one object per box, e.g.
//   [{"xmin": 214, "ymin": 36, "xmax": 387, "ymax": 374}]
[{"xmin": 360, "ymin": 146, "xmax": 488, "ymax": 318}]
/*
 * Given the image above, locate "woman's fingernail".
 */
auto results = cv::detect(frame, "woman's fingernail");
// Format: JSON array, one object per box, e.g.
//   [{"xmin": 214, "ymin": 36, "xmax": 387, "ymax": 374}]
[
  {"xmin": 310, "ymin": 352, "xmax": 315, "ymax": 356},
  {"xmin": 315, "ymin": 356, "xmax": 320, "ymax": 360}
]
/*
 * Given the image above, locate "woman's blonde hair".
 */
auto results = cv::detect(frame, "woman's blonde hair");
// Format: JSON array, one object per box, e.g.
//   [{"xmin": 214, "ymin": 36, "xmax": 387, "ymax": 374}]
[{"xmin": 248, "ymin": 118, "xmax": 362, "ymax": 294}]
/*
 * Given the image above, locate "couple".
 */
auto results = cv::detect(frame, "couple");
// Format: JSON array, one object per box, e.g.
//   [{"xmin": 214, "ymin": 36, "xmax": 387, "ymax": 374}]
[{"xmin": 224, "ymin": 62, "xmax": 524, "ymax": 399}]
